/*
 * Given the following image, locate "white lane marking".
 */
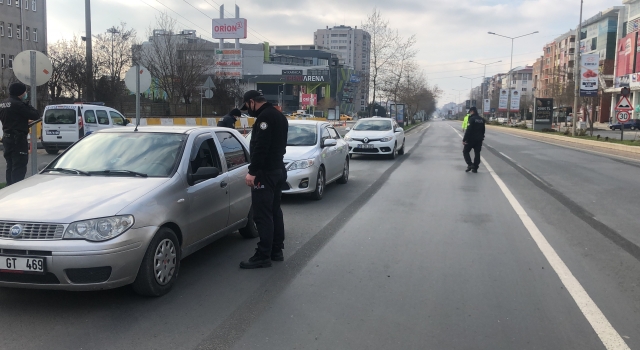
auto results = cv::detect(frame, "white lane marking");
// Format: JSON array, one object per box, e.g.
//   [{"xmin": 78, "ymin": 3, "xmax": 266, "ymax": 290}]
[
  {"xmin": 498, "ymin": 151, "xmax": 513, "ymax": 161},
  {"xmin": 447, "ymin": 124, "xmax": 630, "ymax": 350}
]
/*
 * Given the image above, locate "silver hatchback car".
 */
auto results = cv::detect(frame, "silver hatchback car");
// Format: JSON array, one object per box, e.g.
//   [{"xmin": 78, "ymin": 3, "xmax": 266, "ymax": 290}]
[{"xmin": 0, "ymin": 126, "xmax": 256, "ymax": 296}]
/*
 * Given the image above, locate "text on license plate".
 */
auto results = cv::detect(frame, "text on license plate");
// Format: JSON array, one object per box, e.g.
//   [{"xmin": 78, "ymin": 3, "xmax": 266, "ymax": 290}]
[
  {"xmin": 358, "ymin": 144, "xmax": 374, "ymax": 149},
  {"xmin": 46, "ymin": 130, "xmax": 60, "ymax": 135},
  {"xmin": 0, "ymin": 256, "xmax": 45, "ymax": 273}
]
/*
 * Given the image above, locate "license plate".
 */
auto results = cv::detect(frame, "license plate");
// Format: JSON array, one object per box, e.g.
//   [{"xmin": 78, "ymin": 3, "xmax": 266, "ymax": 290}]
[
  {"xmin": 46, "ymin": 130, "xmax": 60, "ymax": 135},
  {"xmin": 358, "ymin": 144, "xmax": 374, "ymax": 149},
  {"xmin": 0, "ymin": 256, "xmax": 46, "ymax": 274}
]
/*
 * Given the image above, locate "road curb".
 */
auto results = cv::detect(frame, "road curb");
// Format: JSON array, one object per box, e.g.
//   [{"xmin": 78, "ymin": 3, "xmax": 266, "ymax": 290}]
[
  {"xmin": 404, "ymin": 123, "xmax": 424, "ymax": 133},
  {"xmin": 487, "ymin": 125, "xmax": 640, "ymax": 160}
]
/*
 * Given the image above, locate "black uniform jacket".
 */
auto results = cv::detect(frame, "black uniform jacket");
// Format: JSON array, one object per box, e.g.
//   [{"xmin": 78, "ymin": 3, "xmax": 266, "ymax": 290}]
[
  {"xmin": 0, "ymin": 96, "xmax": 39, "ymax": 135},
  {"xmin": 463, "ymin": 114, "xmax": 486, "ymax": 144},
  {"xmin": 248, "ymin": 102, "xmax": 288, "ymax": 176}
]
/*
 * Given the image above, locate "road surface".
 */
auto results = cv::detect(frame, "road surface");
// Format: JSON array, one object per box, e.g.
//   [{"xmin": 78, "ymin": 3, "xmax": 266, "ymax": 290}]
[{"xmin": 1, "ymin": 121, "xmax": 639, "ymax": 350}]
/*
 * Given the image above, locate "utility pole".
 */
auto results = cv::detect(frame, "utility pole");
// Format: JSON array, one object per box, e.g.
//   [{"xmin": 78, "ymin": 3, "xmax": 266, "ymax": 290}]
[
  {"xmin": 85, "ymin": 0, "xmax": 94, "ymax": 101},
  {"xmin": 572, "ymin": 0, "xmax": 584, "ymax": 136},
  {"xmin": 107, "ymin": 27, "xmax": 120, "ymax": 94}
]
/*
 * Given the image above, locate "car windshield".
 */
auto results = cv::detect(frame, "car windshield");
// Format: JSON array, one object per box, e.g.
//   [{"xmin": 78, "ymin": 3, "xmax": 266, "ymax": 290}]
[
  {"xmin": 287, "ymin": 124, "xmax": 317, "ymax": 146},
  {"xmin": 46, "ymin": 132, "xmax": 187, "ymax": 177},
  {"xmin": 44, "ymin": 109, "xmax": 76, "ymax": 124},
  {"xmin": 353, "ymin": 120, "xmax": 392, "ymax": 131}
]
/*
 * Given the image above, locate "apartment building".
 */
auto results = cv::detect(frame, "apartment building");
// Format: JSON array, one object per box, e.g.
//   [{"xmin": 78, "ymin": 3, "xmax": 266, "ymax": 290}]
[
  {"xmin": 539, "ymin": 31, "xmax": 576, "ymax": 102},
  {"xmin": 314, "ymin": 25, "xmax": 370, "ymax": 111},
  {"xmin": 0, "ymin": 0, "xmax": 47, "ymax": 96}
]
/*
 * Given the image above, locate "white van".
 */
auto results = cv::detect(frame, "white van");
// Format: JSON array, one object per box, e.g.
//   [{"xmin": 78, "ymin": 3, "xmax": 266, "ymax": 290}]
[{"xmin": 41, "ymin": 103, "xmax": 130, "ymax": 154}]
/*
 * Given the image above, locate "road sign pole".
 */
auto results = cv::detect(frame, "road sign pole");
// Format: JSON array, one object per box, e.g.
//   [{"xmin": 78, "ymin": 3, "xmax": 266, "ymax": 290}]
[
  {"xmin": 200, "ymin": 88, "xmax": 203, "ymax": 125},
  {"xmin": 621, "ymin": 120, "xmax": 624, "ymax": 141},
  {"xmin": 29, "ymin": 51, "xmax": 37, "ymax": 175},
  {"xmin": 136, "ymin": 63, "xmax": 140, "ymax": 127}
]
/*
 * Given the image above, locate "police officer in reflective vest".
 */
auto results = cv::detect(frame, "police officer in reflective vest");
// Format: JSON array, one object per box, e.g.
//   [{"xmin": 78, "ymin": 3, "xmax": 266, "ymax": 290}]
[
  {"xmin": 462, "ymin": 107, "xmax": 486, "ymax": 173},
  {"xmin": 239, "ymin": 90, "xmax": 289, "ymax": 269},
  {"xmin": 462, "ymin": 112, "xmax": 470, "ymax": 131},
  {"xmin": 0, "ymin": 83, "xmax": 40, "ymax": 186}
]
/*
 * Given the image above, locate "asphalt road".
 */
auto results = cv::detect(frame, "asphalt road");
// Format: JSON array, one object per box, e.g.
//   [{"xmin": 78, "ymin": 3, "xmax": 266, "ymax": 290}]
[{"xmin": 1, "ymin": 121, "xmax": 640, "ymax": 349}]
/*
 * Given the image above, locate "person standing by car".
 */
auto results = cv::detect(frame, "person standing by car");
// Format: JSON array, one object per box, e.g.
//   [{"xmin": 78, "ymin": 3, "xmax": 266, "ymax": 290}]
[
  {"xmin": 0, "ymin": 83, "xmax": 40, "ymax": 186},
  {"xmin": 217, "ymin": 108, "xmax": 242, "ymax": 129},
  {"xmin": 239, "ymin": 90, "xmax": 289, "ymax": 269},
  {"xmin": 462, "ymin": 107, "xmax": 485, "ymax": 173}
]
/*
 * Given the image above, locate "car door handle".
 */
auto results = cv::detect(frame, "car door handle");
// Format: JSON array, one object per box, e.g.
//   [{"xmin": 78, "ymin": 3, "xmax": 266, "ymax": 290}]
[{"xmin": 220, "ymin": 181, "xmax": 228, "ymax": 188}]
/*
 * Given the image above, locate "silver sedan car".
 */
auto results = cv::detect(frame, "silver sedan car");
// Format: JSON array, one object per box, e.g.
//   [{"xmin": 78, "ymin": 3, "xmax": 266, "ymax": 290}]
[
  {"xmin": 0, "ymin": 126, "xmax": 256, "ymax": 296},
  {"xmin": 247, "ymin": 120, "xmax": 349, "ymax": 200}
]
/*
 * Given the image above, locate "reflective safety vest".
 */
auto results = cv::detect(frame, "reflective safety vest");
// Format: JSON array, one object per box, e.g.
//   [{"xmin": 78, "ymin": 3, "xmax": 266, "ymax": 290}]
[{"xmin": 462, "ymin": 114, "xmax": 470, "ymax": 130}]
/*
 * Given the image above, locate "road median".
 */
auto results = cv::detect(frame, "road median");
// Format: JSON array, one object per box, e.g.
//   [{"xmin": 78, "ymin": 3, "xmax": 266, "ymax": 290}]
[{"xmin": 487, "ymin": 125, "xmax": 640, "ymax": 161}]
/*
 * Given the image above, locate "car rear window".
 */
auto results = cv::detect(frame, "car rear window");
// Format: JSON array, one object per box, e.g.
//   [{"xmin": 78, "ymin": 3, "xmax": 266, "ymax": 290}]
[{"xmin": 44, "ymin": 109, "xmax": 76, "ymax": 124}]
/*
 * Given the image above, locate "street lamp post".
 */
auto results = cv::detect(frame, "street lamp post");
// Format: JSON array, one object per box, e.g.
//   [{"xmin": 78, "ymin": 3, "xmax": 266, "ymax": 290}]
[
  {"xmin": 459, "ymin": 76, "xmax": 482, "ymax": 109},
  {"xmin": 470, "ymin": 60, "xmax": 502, "ymax": 117},
  {"xmin": 488, "ymin": 31, "xmax": 538, "ymax": 122}
]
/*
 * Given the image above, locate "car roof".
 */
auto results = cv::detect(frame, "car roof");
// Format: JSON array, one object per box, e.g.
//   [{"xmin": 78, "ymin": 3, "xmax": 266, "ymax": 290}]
[
  {"xmin": 288, "ymin": 120, "xmax": 327, "ymax": 126},
  {"xmin": 98, "ymin": 126, "xmax": 225, "ymax": 134}
]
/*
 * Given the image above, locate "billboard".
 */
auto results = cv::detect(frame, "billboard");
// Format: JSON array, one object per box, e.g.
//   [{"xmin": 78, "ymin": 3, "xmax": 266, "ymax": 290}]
[
  {"xmin": 509, "ymin": 90, "xmax": 521, "ymax": 112},
  {"xmin": 616, "ymin": 32, "xmax": 637, "ymax": 77},
  {"xmin": 300, "ymin": 94, "xmax": 317, "ymax": 107},
  {"xmin": 498, "ymin": 89, "xmax": 508, "ymax": 112},
  {"xmin": 390, "ymin": 104, "xmax": 405, "ymax": 123},
  {"xmin": 215, "ymin": 49, "xmax": 242, "ymax": 79},
  {"xmin": 534, "ymin": 98, "xmax": 553, "ymax": 131},
  {"xmin": 212, "ymin": 18, "xmax": 248, "ymax": 39},
  {"xmin": 483, "ymin": 99, "xmax": 490, "ymax": 115},
  {"xmin": 580, "ymin": 53, "xmax": 599, "ymax": 96}
]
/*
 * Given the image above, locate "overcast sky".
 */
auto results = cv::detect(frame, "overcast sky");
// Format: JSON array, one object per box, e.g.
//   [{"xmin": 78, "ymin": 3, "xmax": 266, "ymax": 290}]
[{"xmin": 49, "ymin": 0, "xmax": 623, "ymax": 107}]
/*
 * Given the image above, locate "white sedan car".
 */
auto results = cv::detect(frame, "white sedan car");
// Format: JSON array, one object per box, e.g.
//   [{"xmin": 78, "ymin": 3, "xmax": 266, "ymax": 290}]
[{"xmin": 344, "ymin": 117, "xmax": 406, "ymax": 159}]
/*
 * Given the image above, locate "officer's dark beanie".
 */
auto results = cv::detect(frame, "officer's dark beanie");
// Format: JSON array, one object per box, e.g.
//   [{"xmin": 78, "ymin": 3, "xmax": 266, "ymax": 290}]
[
  {"xmin": 230, "ymin": 108, "xmax": 242, "ymax": 117},
  {"xmin": 9, "ymin": 82, "xmax": 27, "ymax": 97}
]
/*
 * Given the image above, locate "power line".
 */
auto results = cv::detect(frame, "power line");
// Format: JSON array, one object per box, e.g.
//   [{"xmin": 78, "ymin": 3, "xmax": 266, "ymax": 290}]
[
  {"xmin": 200, "ymin": 0, "xmax": 278, "ymax": 45},
  {"xmin": 140, "ymin": 0, "xmax": 202, "ymax": 35},
  {"xmin": 153, "ymin": 0, "xmax": 213, "ymax": 35}
]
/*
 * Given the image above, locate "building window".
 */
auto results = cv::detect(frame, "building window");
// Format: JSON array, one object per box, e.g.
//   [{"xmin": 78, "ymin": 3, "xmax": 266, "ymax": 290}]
[
  {"xmin": 25, "ymin": 26, "xmax": 29, "ymax": 40},
  {"xmin": 25, "ymin": 0, "xmax": 28, "ymax": 9},
  {"xmin": 0, "ymin": 0, "xmax": 3, "ymax": 4},
  {"xmin": 7, "ymin": 23, "xmax": 11, "ymax": 38},
  {"xmin": 1, "ymin": 54, "xmax": 4, "ymax": 68},
  {"xmin": 16, "ymin": 25, "xmax": 20, "ymax": 39},
  {"xmin": 361, "ymin": 101, "xmax": 365, "ymax": 106},
  {"xmin": 15, "ymin": 0, "xmax": 18, "ymax": 7},
  {"xmin": 522, "ymin": 88, "xmax": 527, "ymax": 92},
  {"xmin": 9, "ymin": 55, "xmax": 13, "ymax": 69},
  {"xmin": 33, "ymin": 28, "xmax": 37, "ymax": 42},
  {"xmin": 32, "ymin": 0, "xmax": 36, "ymax": 11},
  {"xmin": 0, "ymin": 22, "xmax": 3, "ymax": 36}
]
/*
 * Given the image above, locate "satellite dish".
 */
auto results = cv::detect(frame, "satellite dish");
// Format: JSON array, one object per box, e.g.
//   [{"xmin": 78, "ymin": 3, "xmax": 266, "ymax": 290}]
[
  {"xmin": 125, "ymin": 66, "xmax": 152, "ymax": 92},
  {"xmin": 13, "ymin": 50, "xmax": 53, "ymax": 86}
]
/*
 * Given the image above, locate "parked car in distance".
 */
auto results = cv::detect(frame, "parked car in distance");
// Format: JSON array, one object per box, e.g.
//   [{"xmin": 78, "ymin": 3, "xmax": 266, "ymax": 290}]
[
  {"xmin": 343, "ymin": 117, "xmax": 406, "ymax": 159},
  {"xmin": 42, "ymin": 102, "xmax": 130, "ymax": 155},
  {"xmin": 0, "ymin": 126, "xmax": 257, "ymax": 297},
  {"xmin": 340, "ymin": 114, "xmax": 353, "ymax": 121},
  {"xmin": 609, "ymin": 119, "xmax": 640, "ymax": 130},
  {"xmin": 245, "ymin": 120, "xmax": 349, "ymax": 200}
]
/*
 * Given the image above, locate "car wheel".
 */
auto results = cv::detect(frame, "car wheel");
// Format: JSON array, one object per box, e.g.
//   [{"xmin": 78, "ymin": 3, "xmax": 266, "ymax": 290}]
[
  {"xmin": 397, "ymin": 139, "xmax": 406, "ymax": 155},
  {"xmin": 337, "ymin": 158, "xmax": 349, "ymax": 184},
  {"xmin": 45, "ymin": 148, "xmax": 58, "ymax": 155},
  {"xmin": 388, "ymin": 143, "xmax": 397, "ymax": 160},
  {"xmin": 238, "ymin": 206, "xmax": 259, "ymax": 239},
  {"xmin": 311, "ymin": 167, "xmax": 325, "ymax": 200},
  {"xmin": 132, "ymin": 227, "xmax": 181, "ymax": 297}
]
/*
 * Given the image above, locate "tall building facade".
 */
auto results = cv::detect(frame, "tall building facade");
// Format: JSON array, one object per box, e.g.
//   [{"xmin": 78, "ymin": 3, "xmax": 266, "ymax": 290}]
[
  {"xmin": 0, "ymin": 0, "xmax": 47, "ymax": 96},
  {"xmin": 314, "ymin": 25, "xmax": 370, "ymax": 112}
]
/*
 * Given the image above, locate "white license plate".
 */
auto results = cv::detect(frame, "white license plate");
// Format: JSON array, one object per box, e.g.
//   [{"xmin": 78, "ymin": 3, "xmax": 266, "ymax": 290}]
[
  {"xmin": 46, "ymin": 130, "xmax": 60, "ymax": 135},
  {"xmin": 358, "ymin": 144, "xmax": 374, "ymax": 149},
  {"xmin": 0, "ymin": 256, "xmax": 46, "ymax": 273}
]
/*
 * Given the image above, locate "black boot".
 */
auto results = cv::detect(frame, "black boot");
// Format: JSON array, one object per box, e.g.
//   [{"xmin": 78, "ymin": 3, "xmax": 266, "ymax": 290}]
[
  {"xmin": 271, "ymin": 249, "xmax": 284, "ymax": 262},
  {"xmin": 240, "ymin": 250, "xmax": 272, "ymax": 269},
  {"xmin": 472, "ymin": 167, "xmax": 478, "ymax": 173},
  {"xmin": 465, "ymin": 165, "xmax": 473, "ymax": 172}
]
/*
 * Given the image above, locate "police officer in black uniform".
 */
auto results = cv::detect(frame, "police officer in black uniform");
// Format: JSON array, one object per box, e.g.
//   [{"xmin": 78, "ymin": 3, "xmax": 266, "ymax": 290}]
[
  {"xmin": 217, "ymin": 108, "xmax": 242, "ymax": 129},
  {"xmin": 0, "ymin": 83, "xmax": 40, "ymax": 186},
  {"xmin": 239, "ymin": 90, "xmax": 289, "ymax": 269},
  {"xmin": 462, "ymin": 106, "xmax": 486, "ymax": 173}
]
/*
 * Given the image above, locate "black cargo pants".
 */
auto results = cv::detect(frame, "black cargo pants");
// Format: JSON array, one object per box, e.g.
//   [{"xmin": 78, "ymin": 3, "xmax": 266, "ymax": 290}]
[
  {"xmin": 252, "ymin": 167, "xmax": 287, "ymax": 257},
  {"xmin": 463, "ymin": 141, "xmax": 482, "ymax": 169},
  {"xmin": 2, "ymin": 133, "xmax": 29, "ymax": 186}
]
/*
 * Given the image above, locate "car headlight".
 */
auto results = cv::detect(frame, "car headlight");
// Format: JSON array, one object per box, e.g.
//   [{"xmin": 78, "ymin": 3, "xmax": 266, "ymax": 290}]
[
  {"xmin": 344, "ymin": 135, "xmax": 353, "ymax": 141},
  {"xmin": 287, "ymin": 159, "xmax": 315, "ymax": 171},
  {"xmin": 64, "ymin": 215, "xmax": 135, "ymax": 241},
  {"xmin": 380, "ymin": 136, "xmax": 393, "ymax": 142}
]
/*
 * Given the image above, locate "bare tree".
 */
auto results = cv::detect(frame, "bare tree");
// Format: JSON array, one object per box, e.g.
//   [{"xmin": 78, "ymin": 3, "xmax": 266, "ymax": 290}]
[
  {"xmin": 381, "ymin": 35, "xmax": 417, "ymax": 123},
  {"xmin": 93, "ymin": 23, "xmax": 137, "ymax": 102},
  {"xmin": 362, "ymin": 8, "xmax": 399, "ymax": 117},
  {"xmin": 137, "ymin": 13, "xmax": 210, "ymax": 113},
  {"xmin": 48, "ymin": 36, "xmax": 87, "ymax": 99}
]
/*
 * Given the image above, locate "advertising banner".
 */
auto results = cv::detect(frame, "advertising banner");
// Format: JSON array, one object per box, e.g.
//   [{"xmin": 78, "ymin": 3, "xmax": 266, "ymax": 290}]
[
  {"xmin": 483, "ymin": 99, "xmax": 490, "ymax": 114},
  {"xmin": 498, "ymin": 89, "xmax": 508, "ymax": 112},
  {"xmin": 509, "ymin": 90, "xmax": 521, "ymax": 112},
  {"xmin": 534, "ymin": 98, "xmax": 553, "ymax": 131},
  {"xmin": 580, "ymin": 53, "xmax": 599, "ymax": 96},
  {"xmin": 212, "ymin": 18, "xmax": 248, "ymax": 39},
  {"xmin": 390, "ymin": 104, "xmax": 405, "ymax": 123},
  {"xmin": 215, "ymin": 49, "xmax": 243, "ymax": 79},
  {"xmin": 300, "ymin": 94, "xmax": 317, "ymax": 107},
  {"xmin": 616, "ymin": 32, "xmax": 637, "ymax": 77}
]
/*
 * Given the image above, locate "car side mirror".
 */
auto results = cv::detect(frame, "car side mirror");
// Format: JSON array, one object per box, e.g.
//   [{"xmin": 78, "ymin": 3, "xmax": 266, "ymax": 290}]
[
  {"xmin": 345, "ymin": 127, "xmax": 351, "ymax": 131},
  {"xmin": 188, "ymin": 167, "xmax": 220, "ymax": 185},
  {"xmin": 322, "ymin": 139, "xmax": 338, "ymax": 148},
  {"xmin": 395, "ymin": 127, "xmax": 403, "ymax": 133}
]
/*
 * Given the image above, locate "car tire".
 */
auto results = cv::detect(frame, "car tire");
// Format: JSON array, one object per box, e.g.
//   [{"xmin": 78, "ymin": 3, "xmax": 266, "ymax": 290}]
[
  {"xmin": 45, "ymin": 148, "xmax": 58, "ymax": 155},
  {"xmin": 311, "ymin": 167, "xmax": 325, "ymax": 201},
  {"xmin": 397, "ymin": 139, "xmax": 405, "ymax": 155},
  {"xmin": 337, "ymin": 158, "xmax": 349, "ymax": 184},
  {"xmin": 238, "ymin": 206, "xmax": 259, "ymax": 239},
  {"xmin": 132, "ymin": 227, "xmax": 181, "ymax": 297},
  {"xmin": 388, "ymin": 143, "xmax": 397, "ymax": 160}
]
